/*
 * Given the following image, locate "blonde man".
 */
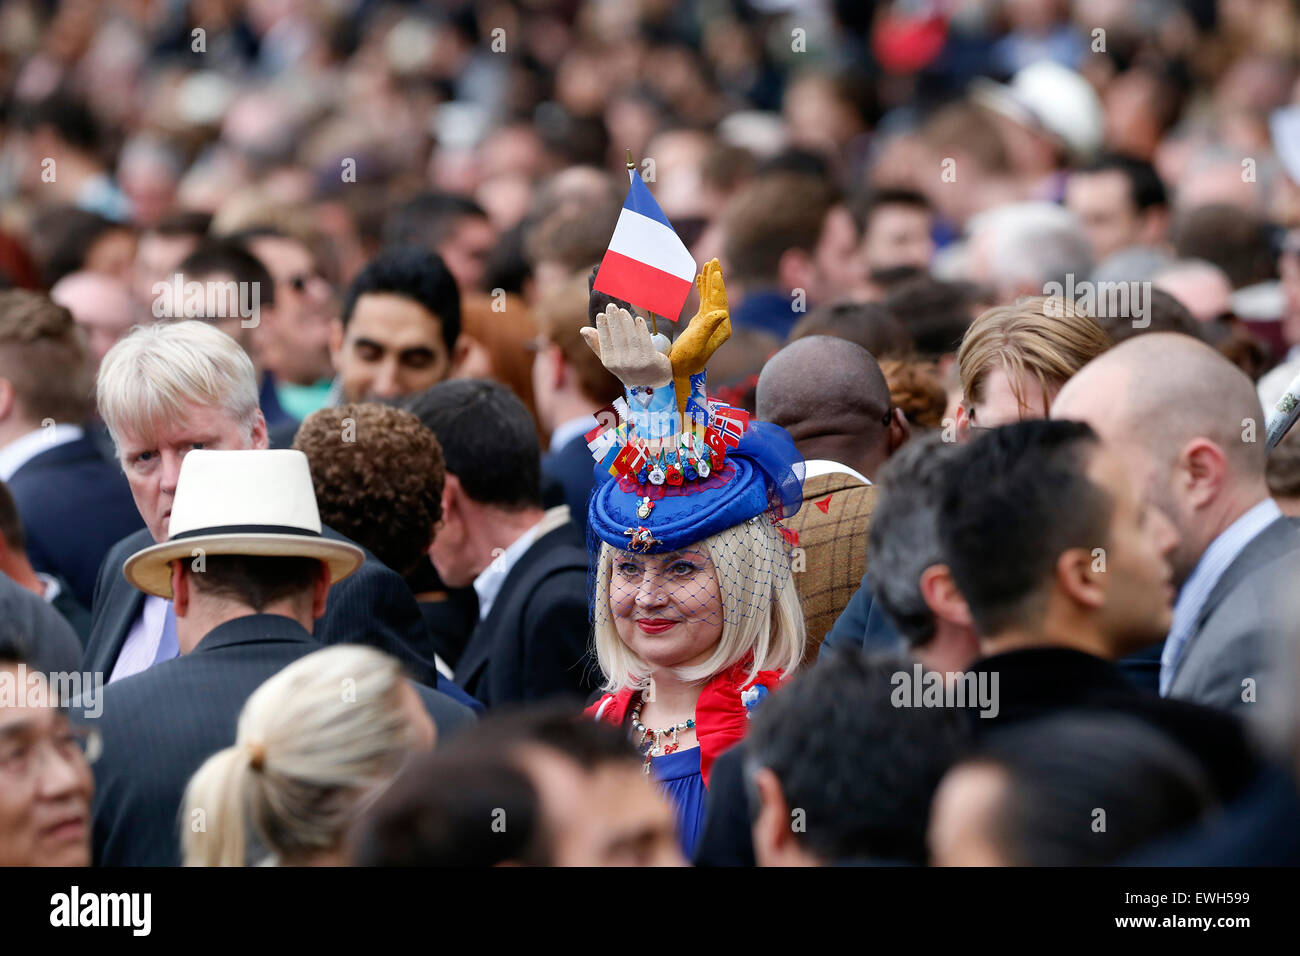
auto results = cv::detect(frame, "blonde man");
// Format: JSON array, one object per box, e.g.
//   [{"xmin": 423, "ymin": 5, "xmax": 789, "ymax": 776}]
[
  {"xmin": 82, "ymin": 320, "xmax": 449, "ymax": 691},
  {"xmin": 955, "ymin": 296, "xmax": 1112, "ymax": 436}
]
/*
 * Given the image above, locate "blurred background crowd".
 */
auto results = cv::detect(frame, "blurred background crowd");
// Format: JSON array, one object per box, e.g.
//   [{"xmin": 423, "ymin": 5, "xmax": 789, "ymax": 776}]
[{"xmin": 3, "ymin": 0, "xmax": 1300, "ymax": 870}]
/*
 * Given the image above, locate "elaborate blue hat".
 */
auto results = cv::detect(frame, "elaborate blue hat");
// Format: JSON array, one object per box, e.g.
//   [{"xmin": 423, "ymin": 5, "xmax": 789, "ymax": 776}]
[
  {"xmin": 589, "ymin": 421, "xmax": 804, "ymax": 554},
  {"xmin": 581, "ymin": 260, "xmax": 804, "ymax": 555}
]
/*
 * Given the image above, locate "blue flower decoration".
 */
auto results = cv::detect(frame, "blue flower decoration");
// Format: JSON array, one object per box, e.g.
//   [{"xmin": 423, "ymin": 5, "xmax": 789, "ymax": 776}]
[{"xmin": 740, "ymin": 684, "xmax": 770, "ymax": 718}]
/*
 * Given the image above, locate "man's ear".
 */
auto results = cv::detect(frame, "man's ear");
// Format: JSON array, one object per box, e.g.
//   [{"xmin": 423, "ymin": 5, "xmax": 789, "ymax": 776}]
[
  {"xmin": 449, "ymin": 334, "xmax": 476, "ymax": 377},
  {"xmin": 954, "ymin": 402, "xmax": 972, "ymax": 442},
  {"xmin": 887, "ymin": 407, "xmax": 910, "ymax": 454},
  {"xmin": 1055, "ymin": 547, "xmax": 1105, "ymax": 612},
  {"xmin": 311, "ymin": 560, "xmax": 331, "ymax": 620},
  {"xmin": 430, "ymin": 474, "xmax": 462, "ymax": 555},
  {"xmin": 171, "ymin": 562, "xmax": 190, "ymax": 617},
  {"xmin": 328, "ymin": 318, "xmax": 345, "ymax": 372},
  {"xmin": 919, "ymin": 564, "xmax": 973, "ymax": 628},
  {"xmin": 751, "ymin": 766, "xmax": 791, "ymax": 867},
  {"xmin": 1178, "ymin": 438, "xmax": 1227, "ymax": 510},
  {"xmin": 0, "ymin": 378, "xmax": 15, "ymax": 423},
  {"xmin": 249, "ymin": 410, "xmax": 269, "ymax": 450},
  {"xmin": 777, "ymin": 248, "xmax": 811, "ymax": 297}
]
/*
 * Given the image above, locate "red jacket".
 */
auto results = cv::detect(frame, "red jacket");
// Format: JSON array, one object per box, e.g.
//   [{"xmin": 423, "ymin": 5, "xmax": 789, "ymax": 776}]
[{"xmin": 585, "ymin": 657, "xmax": 784, "ymax": 787}]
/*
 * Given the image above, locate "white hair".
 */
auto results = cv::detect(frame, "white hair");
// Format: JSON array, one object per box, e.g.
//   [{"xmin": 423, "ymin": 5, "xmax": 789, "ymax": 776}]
[
  {"xmin": 96, "ymin": 320, "xmax": 260, "ymax": 456},
  {"xmin": 181, "ymin": 645, "xmax": 421, "ymax": 866},
  {"xmin": 970, "ymin": 201, "xmax": 1092, "ymax": 291},
  {"xmin": 592, "ymin": 518, "xmax": 806, "ymax": 694}
]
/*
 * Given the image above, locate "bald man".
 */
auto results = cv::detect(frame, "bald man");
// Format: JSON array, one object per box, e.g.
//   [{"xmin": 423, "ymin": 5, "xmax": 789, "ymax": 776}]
[
  {"xmin": 1052, "ymin": 333, "xmax": 1300, "ymax": 712},
  {"xmin": 756, "ymin": 336, "xmax": 908, "ymax": 663}
]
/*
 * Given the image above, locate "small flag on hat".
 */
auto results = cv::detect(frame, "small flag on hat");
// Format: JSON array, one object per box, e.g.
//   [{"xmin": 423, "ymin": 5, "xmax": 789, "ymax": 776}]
[{"xmin": 592, "ymin": 168, "xmax": 697, "ymax": 321}]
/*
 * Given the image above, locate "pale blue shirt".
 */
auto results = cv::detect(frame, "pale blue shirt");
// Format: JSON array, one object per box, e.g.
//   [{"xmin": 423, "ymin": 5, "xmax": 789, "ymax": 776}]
[{"xmin": 1159, "ymin": 498, "xmax": 1282, "ymax": 695}]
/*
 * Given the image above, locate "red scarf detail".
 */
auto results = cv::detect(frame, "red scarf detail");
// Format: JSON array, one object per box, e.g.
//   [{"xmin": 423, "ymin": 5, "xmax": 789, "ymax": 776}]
[{"xmin": 585, "ymin": 658, "xmax": 785, "ymax": 787}]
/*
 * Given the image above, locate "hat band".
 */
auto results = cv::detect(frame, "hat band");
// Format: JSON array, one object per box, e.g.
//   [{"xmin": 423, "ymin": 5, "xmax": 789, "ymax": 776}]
[{"xmin": 169, "ymin": 524, "xmax": 324, "ymax": 541}]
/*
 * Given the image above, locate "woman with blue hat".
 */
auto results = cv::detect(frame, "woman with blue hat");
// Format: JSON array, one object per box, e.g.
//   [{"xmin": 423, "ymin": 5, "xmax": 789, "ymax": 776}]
[{"xmin": 581, "ymin": 260, "xmax": 806, "ymax": 857}]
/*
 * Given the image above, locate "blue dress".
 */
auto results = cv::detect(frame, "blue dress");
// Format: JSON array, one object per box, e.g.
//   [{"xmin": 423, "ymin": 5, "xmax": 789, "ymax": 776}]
[{"xmin": 650, "ymin": 746, "xmax": 708, "ymax": 859}]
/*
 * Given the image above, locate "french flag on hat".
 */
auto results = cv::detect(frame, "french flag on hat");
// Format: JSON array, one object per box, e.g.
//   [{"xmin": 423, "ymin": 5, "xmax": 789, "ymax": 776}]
[{"xmin": 593, "ymin": 170, "xmax": 697, "ymax": 320}]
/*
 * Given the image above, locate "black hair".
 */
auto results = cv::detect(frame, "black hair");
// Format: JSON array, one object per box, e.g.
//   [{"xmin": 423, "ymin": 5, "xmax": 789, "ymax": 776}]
[
  {"xmin": 0, "ymin": 480, "xmax": 25, "ymax": 552},
  {"xmin": 967, "ymin": 712, "xmax": 1216, "ymax": 865},
  {"xmin": 1076, "ymin": 153, "xmax": 1168, "ymax": 212},
  {"xmin": 789, "ymin": 300, "xmax": 913, "ymax": 359},
  {"xmin": 177, "ymin": 239, "xmax": 276, "ymax": 308},
  {"xmin": 937, "ymin": 420, "xmax": 1110, "ymax": 636},
  {"xmin": 341, "ymin": 247, "xmax": 461, "ymax": 354},
  {"xmin": 350, "ymin": 749, "xmax": 547, "ymax": 866},
  {"xmin": 587, "ymin": 264, "xmax": 635, "ymax": 326},
  {"xmin": 17, "ymin": 93, "xmax": 102, "ymax": 154},
  {"xmin": 383, "ymin": 192, "xmax": 488, "ymax": 251},
  {"xmin": 456, "ymin": 705, "xmax": 642, "ymax": 771},
  {"xmin": 33, "ymin": 206, "xmax": 129, "ymax": 287},
  {"xmin": 850, "ymin": 187, "xmax": 933, "ymax": 235},
  {"xmin": 884, "ymin": 276, "xmax": 986, "ymax": 359},
  {"xmin": 186, "ymin": 555, "xmax": 323, "ymax": 611},
  {"xmin": 746, "ymin": 650, "xmax": 968, "ymax": 864},
  {"xmin": 404, "ymin": 379, "xmax": 541, "ymax": 510}
]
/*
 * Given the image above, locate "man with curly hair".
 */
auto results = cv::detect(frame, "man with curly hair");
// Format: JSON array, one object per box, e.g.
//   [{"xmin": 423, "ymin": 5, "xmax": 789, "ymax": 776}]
[{"xmin": 293, "ymin": 403, "xmax": 471, "ymax": 671}]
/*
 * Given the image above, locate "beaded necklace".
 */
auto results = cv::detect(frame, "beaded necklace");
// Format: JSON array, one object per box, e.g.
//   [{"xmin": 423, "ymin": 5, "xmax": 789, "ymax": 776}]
[{"xmin": 629, "ymin": 690, "xmax": 696, "ymax": 775}]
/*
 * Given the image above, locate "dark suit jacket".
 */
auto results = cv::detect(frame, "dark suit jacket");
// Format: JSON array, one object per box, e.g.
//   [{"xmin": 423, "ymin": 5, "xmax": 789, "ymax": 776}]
[
  {"xmin": 1168, "ymin": 515, "xmax": 1300, "ymax": 710},
  {"xmin": 48, "ymin": 574, "xmax": 92, "ymax": 646},
  {"xmin": 455, "ymin": 521, "xmax": 597, "ymax": 708},
  {"xmin": 541, "ymin": 433, "xmax": 596, "ymax": 531},
  {"xmin": 0, "ymin": 570, "xmax": 81, "ymax": 676},
  {"xmin": 968, "ymin": 646, "xmax": 1259, "ymax": 803},
  {"xmin": 85, "ymin": 613, "xmax": 474, "ymax": 866},
  {"xmin": 84, "ymin": 526, "xmax": 443, "ymax": 687},
  {"xmin": 7, "ymin": 434, "xmax": 145, "ymax": 608},
  {"xmin": 820, "ymin": 569, "xmax": 1167, "ymax": 692}
]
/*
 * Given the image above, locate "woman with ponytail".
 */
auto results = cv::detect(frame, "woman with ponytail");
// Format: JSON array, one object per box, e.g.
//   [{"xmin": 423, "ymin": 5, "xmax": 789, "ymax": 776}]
[{"xmin": 181, "ymin": 645, "xmax": 436, "ymax": 866}]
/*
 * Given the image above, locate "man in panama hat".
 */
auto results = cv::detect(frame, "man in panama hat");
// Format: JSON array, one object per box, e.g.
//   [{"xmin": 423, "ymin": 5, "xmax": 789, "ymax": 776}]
[{"xmin": 85, "ymin": 448, "xmax": 474, "ymax": 866}]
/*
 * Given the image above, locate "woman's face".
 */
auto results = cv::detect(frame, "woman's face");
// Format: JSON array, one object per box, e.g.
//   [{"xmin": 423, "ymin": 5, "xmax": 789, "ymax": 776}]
[{"xmin": 610, "ymin": 545, "xmax": 725, "ymax": 672}]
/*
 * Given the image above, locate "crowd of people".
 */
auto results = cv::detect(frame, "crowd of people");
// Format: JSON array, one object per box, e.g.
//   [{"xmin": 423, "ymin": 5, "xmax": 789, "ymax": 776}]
[{"xmin": 2, "ymin": 0, "xmax": 1300, "ymax": 869}]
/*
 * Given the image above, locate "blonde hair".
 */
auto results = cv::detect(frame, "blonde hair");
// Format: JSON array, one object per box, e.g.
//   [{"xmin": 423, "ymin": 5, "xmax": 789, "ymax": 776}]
[
  {"xmin": 181, "ymin": 646, "xmax": 422, "ymax": 867},
  {"xmin": 958, "ymin": 296, "xmax": 1111, "ymax": 416},
  {"xmin": 592, "ymin": 518, "xmax": 806, "ymax": 694},
  {"xmin": 97, "ymin": 320, "xmax": 260, "ymax": 456}
]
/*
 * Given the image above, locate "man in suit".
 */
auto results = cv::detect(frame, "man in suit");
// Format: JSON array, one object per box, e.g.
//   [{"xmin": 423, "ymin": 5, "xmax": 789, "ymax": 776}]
[
  {"xmin": 0, "ymin": 291, "xmax": 144, "ymax": 608},
  {"xmin": 755, "ymin": 336, "xmax": 907, "ymax": 664},
  {"xmin": 0, "ymin": 569, "xmax": 81, "ymax": 677},
  {"xmin": 0, "ymin": 481, "xmax": 91, "ymax": 643},
  {"xmin": 407, "ymin": 379, "xmax": 596, "ymax": 707},
  {"xmin": 534, "ymin": 271, "xmax": 623, "ymax": 529},
  {"xmin": 87, "ymin": 448, "xmax": 474, "ymax": 866},
  {"xmin": 84, "ymin": 319, "xmax": 447, "ymax": 689},
  {"xmin": 1053, "ymin": 332, "xmax": 1300, "ymax": 711},
  {"xmin": 938, "ymin": 419, "xmax": 1260, "ymax": 803}
]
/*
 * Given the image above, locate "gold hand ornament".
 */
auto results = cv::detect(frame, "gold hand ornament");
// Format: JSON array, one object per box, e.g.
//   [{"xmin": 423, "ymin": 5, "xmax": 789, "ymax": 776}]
[{"xmin": 669, "ymin": 258, "xmax": 731, "ymax": 415}]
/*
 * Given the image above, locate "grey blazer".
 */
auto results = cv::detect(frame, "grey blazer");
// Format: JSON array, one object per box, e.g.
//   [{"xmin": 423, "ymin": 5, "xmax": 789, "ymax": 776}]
[{"xmin": 1167, "ymin": 515, "xmax": 1300, "ymax": 712}]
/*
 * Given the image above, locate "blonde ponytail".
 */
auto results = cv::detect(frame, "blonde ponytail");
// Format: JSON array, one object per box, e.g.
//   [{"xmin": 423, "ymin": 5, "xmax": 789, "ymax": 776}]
[{"xmin": 181, "ymin": 645, "xmax": 427, "ymax": 866}]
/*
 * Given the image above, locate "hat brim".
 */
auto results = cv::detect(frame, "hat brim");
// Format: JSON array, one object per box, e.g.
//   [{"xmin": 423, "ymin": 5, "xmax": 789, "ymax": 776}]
[{"xmin": 123, "ymin": 533, "xmax": 366, "ymax": 599}]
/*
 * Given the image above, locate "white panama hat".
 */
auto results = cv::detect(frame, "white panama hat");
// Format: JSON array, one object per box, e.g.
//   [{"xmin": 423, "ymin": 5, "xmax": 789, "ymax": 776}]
[
  {"xmin": 124, "ymin": 449, "xmax": 364, "ymax": 599},
  {"xmin": 971, "ymin": 60, "xmax": 1104, "ymax": 162}
]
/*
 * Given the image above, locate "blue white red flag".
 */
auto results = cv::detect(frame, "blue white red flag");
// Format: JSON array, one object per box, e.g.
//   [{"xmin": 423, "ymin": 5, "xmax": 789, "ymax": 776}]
[{"xmin": 592, "ymin": 170, "xmax": 697, "ymax": 320}]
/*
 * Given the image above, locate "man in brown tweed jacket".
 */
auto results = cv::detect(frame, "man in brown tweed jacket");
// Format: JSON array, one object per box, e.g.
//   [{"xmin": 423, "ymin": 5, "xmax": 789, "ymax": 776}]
[{"xmin": 757, "ymin": 336, "xmax": 908, "ymax": 665}]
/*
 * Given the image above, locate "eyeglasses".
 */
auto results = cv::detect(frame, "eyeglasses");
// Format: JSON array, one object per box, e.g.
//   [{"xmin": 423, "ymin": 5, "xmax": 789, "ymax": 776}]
[{"xmin": 0, "ymin": 724, "xmax": 100, "ymax": 781}]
